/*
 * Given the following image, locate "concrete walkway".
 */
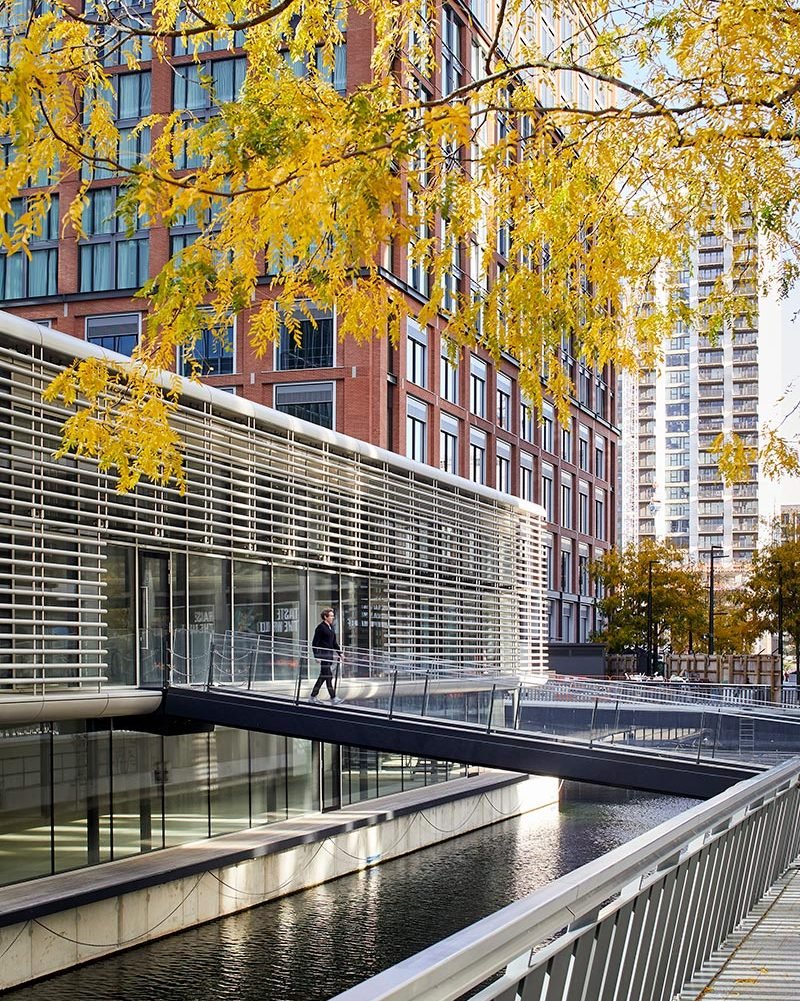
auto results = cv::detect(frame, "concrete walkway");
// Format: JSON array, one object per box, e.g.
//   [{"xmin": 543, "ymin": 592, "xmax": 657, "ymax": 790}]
[{"xmin": 680, "ymin": 863, "xmax": 800, "ymax": 1000}]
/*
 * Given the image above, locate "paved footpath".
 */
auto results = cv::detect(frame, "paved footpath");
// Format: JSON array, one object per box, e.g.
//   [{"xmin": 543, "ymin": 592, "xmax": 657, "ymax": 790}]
[{"xmin": 679, "ymin": 863, "xmax": 800, "ymax": 1000}]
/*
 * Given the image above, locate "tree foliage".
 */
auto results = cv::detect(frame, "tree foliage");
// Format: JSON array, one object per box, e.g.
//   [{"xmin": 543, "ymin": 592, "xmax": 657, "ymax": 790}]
[
  {"xmin": 591, "ymin": 539, "xmax": 706, "ymax": 654},
  {"xmin": 4, "ymin": 0, "xmax": 800, "ymax": 486},
  {"xmin": 742, "ymin": 524, "xmax": 800, "ymax": 664}
]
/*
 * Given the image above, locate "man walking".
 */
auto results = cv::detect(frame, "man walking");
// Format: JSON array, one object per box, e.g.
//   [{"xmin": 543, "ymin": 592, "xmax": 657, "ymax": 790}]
[{"xmin": 309, "ymin": 608, "xmax": 343, "ymax": 703}]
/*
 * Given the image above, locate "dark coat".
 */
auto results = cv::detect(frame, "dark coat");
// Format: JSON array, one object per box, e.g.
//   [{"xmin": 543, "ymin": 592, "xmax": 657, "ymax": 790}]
[{"xmin": 312, "ymin": 621, "xmax": 340, "ymax": 661}]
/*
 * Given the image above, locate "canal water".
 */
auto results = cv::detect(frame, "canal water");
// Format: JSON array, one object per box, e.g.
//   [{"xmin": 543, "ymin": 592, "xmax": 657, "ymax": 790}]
[{"xmin": 7, "ymin": 786, "xmax": 695, "ymax": 1001}]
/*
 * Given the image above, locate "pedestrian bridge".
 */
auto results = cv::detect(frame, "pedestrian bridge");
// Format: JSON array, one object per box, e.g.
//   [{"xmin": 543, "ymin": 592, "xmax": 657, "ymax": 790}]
[
  {"xmin": 161, "ymin": 681, "xmax": 759, "ymax": 800},
  {"xmin": 328, "ymin": 757, "xmax": 800, "ymax": 1001}
]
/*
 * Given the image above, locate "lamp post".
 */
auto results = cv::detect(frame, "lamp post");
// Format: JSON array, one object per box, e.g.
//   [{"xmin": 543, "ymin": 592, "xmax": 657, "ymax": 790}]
[
  {"xmin": 647, "ymin": 560, "xmax": 656, "ymax": 675},
  {"xmin": 708, "ymin": 545, "xmax": 726, "ymax": 656},
  {"xmin": 779, "ymin": 566, "xmax": 785, "ymax": 672}
]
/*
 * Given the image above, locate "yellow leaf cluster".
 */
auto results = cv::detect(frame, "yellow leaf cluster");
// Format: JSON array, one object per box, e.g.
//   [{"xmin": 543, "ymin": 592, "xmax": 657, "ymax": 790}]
[{"xmin": 2, "ymin": 0, "xmax": 800, "ymax": 487}]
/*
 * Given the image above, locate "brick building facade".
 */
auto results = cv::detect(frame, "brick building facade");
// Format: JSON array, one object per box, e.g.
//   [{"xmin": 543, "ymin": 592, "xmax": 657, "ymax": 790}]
[{"xmin": 1, "ymin": 0, "xmax": 619, "ymax": 642}]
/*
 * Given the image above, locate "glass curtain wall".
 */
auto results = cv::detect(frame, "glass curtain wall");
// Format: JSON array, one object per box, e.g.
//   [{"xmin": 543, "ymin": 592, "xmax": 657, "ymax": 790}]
[{"xmin": 0, "ymin": 720, "xmax": 475, "ymax": 889}]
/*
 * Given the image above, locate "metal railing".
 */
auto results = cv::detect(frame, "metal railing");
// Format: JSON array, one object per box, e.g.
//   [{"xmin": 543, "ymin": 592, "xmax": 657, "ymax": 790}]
[
  {"xmin": 329, "ymin": 758, "xmax": 800, "ymax": 1001},
  {"xmin": 528, "ymin": 676, "xmax": 780, "ymax": 712},
  {"xmin": 153, "ymin": 630, "xmax": 521, "ymax": 690}
]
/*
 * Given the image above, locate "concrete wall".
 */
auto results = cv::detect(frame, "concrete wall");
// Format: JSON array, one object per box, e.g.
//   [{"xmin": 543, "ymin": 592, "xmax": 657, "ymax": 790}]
[{"xmin": 0, "ymin": 772, "xmax": 557, "ymax": 991}]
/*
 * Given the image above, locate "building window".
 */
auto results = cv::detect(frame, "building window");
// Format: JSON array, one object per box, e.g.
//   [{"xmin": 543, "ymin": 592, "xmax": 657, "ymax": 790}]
[
  {"xmin": 440, "ymin": 339, "xmax": 459, "ymax": 403},
  {"xmin": 85, "ymin": 313, "xmax": 141, "ymax": 356},
  {"xmin": 520, "ymin": 396, "xmax": 534, "ymax": 443},
  {"xmin": 541, "ymin": 403, "xmax": 554, "ymax": 453},
  {"xmin": 181, "ymin": 313, "xmax": 235, "ymax": 376},
  {"xmin": 561, "ymin": 417, "xmax": 573, "ymax": 462},
  {"xmin": 173, "ymin": 57, "xmax": 247, "ymax": 111},
  {"xmin": 543, "ymin": 534, "xmax": 554, "ymax": 589},
  {"xmin": 560, "ymin": 472, "xmax": 573, "ymax": 529},
  {"xmin": 520, "ymin": 452, "xmax": 534, "ymax": 502},
  {"xmin": 469, "ymin": 427, "xmax": 486, "ymax": 484},
  {"xmin": 283, "ymin": 42, "xmax": 347, "ymax": 94},
  {"xmin": 440, "ymin": 413, "xmax": 459, "ymax": 474},
  {"xmin": 406, "ymin": 396, "xmax": 428, "ymax": 462},
  {"xmin": 496, "ymin": 440, "xmax": 511, "ymax": 494},
  {"xmin": 277, "ymin": 303, "xmax": 334, "ymax": 370},
  {"xmin": 578, "ymin": 425, "xmax": 590, "ymax": 471},
  {"xmin": 595, "ymin": 488, "xmax": 606, "ymax": 540},
  {"xmin": 578, "ymin": 546, "xmax": 590, "ymax": 596},
  {"xmin": 0, "ymin": 196, "xmax": 58, "ymax": 299},
  {"xmin": 579, "ymin": 604, "xmax": 591, "ymax": 642},
  {"xmin": 470, "ymin": 356, "xmax": 487, "ymax": 418},
  {"xmin": 594, "ymin": 434, "xmax": 606, "ymax": 479},
  {"xmin": 544, "ymin": 536, "xmax": 556, "ymax": 588},
  {"xmin": 80, "ymin": 188, "xmax": 149, "ymax": 292},
  {"xmin": 496, "ymin": 373, "xmax": 512, "ymax": 431},
  {"xmin": 83, "ymin": 71, "xmax": 152, "ymax": 179},
  {"xmin": 561, "ymin": 601, "xmax": 574, "ymax": 642},
  {"xmin": 548, "ymin": 598, "xmax": 558, "ymax": 640},
  {"xmin": 274, "ymin": 381, "xmax": 334, "ymax": 429},
  {"xmin": 441, "ymin": 6, "xmax": 463, "ymax": 95},
  {"xmin": 406, "ymin": 317, "xmax": 428, "ymax": 388},
  {"xmin": 541, "ymin": 463, "xmax": 554, "ymax": 521},
  {"xmin": 560, "ymin": 542, "xmax": 573, "ymax": 593},
  {"xmin": 578, "ymin": 367, "xmax": 591, "ymax": 407},
  {"xmin": 578, "ymin": 482, "xmax": 589, "ymax": 534},
  {"xmin": 117, "ymin": 71, "xmax": 153, "ymax": 170}
]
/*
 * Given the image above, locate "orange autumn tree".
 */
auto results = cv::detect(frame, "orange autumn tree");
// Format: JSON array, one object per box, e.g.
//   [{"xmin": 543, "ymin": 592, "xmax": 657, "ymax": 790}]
[{"xmin": 2, "ymin": 0, "xmax": 800, "ymax": 489}]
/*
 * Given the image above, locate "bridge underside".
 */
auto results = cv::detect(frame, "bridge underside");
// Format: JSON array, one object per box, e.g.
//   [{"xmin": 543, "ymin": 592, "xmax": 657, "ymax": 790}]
[{"xmin": 160, "ymin": 688, "xmax": 759, "ymax": 799}]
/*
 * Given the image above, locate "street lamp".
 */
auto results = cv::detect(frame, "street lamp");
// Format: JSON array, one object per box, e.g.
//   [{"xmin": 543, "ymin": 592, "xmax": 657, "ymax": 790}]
[
  {"xmin": 647, "ymin": 560, "xmax": 657, "ymax": 676},
  {"xmin": 708, "ymin": 545, "xmax": 727, "ymax": 656}
]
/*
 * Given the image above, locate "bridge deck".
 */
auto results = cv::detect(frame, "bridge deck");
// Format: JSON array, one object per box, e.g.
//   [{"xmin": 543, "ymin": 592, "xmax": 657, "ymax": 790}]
[
  {"xmin": 679, "ymin": 862, "xmax": 800, "ymax": 1000},
  {"xmin": 161, "ymin": 686, "xmax": 760, "ymax": 798}
]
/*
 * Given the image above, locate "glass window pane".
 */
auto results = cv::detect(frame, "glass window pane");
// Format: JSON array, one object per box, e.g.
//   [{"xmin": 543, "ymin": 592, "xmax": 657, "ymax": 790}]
[
  {"xmin": 0, "ymin": 725, "xmax": 52, "ymax": 884},
  {"xmin": 110, "ymin": 727, "xmax": 164, "ymax": 858},
  {"xmin": 104, "ymin": 545, "xmax": 136, "ymax": 684},
  {"xmin": 163, "ymin": 731, "xmax": 210, "ymax": 846},
  {"xmin": 287, "ymin": 738, "xmax": 316, "ymax": 816},
  {"xmin": 53, "ymin": 723, "xmax": 112, "ymax": 871},
  {"xmin": 250, "ymin": 732, "xmax": 287, "ymax": 824},
  {"xmin": 211, "ymin": 727, "xmax": 251, "ymax": 835}
]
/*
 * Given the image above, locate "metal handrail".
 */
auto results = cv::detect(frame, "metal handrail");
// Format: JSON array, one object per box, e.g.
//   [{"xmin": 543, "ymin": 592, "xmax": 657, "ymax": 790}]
[
  {"xmin": 527, "ymin": 676, "xmax": 797, "ymax": 719},
  {"xmin": 330, "ymin": 758, "xmax": 800, "ymax": 1001}
]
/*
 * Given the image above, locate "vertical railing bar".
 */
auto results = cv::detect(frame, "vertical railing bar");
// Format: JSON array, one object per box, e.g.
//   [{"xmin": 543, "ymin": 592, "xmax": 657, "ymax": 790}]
[{"xmin": 388, "ymin": 670, "xmax": 398, "ymax": 719}]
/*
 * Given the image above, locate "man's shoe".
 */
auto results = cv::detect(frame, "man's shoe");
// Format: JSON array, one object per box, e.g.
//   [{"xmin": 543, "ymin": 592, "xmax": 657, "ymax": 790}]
[
  {"xmin": 331, "ymin": 696, "xmax": 345, "ymax": 704},
  {"xmin": 308, "ymin": 696, "xmax": 321, "ymax": 704}
]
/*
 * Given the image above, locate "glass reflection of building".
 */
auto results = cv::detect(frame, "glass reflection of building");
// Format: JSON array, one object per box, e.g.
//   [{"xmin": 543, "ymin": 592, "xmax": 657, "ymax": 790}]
[{"xmin": 0, "ymin": 314, "xmax": 547, "ymax": 889}]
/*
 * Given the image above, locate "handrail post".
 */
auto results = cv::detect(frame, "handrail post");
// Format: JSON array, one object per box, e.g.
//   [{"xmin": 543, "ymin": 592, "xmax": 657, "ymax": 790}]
[
  {"xmin": 697, "ymin": 712, "xmax": 705, "ymax": 764},
  {"xmin": 205, "ymin": 640, "xmax": 216, "ymax": 690},
  {"xmin": 422, "ymin": 671, "xmax": 430, "ymax": 717},
  {"xmin": 589, "ymin": 697, "xmax": 598, "ymax": 746},
  {"xmin": 712, "ymin": 708, "xmax": 721, "ymax": 759},
  {"xmin": 388, "ymin": 670, "xmax": 398, "ymax": 718},
  {"xmin": 487, "ymin": 684, "xmax": 496, "ymax": 734},
  {"xmin": 513, "ymin": 686, "xmax": 523, "ymax": 730},
  {"xmin": 294, "ymin": 665, "xmax": 302, "ymax": 705}
]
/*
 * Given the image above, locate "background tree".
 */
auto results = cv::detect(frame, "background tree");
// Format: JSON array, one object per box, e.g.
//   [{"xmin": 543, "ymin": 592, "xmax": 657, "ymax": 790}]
[
  {"xmin": 3, "ymin": 0, "xmax": 800, "ymax": 486},
  {"xmin": 742, "ymin": 525, "xmax": 800, "ymax": 669},
  {"xmin": 591, "ymin": 540, "xmax": 706, "ymax": 656}
]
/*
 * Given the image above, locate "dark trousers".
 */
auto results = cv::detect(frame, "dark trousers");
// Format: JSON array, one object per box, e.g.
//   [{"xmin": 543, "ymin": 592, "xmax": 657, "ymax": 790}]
[{"xmin": 310, "ymin": 658, "xmax": 335, "ymax": 698}]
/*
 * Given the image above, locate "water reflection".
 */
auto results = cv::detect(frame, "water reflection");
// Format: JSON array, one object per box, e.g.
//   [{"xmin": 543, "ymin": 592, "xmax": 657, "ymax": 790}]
[{"xmin": 9, "ymin": 788, "xmax": 695, "ymax": 1001}]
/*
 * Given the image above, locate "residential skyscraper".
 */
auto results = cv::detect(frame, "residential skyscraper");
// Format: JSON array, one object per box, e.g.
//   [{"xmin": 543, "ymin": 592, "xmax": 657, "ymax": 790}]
[{"xmin": 621, "ymin": 215, "xmax": 782, "ymax": 565}]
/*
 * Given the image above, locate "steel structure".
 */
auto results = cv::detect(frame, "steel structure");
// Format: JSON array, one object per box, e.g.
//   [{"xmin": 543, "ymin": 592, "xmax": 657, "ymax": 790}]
[{"xmin": 330, "ymin": 758, "xmax": 800, "ymax": 1001}]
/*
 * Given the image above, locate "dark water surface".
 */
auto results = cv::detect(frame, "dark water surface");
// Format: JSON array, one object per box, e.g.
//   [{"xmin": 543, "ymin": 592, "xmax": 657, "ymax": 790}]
[{"xmin": 7, "ymin": 788, "xmax": 695, "ymax": 1001}]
